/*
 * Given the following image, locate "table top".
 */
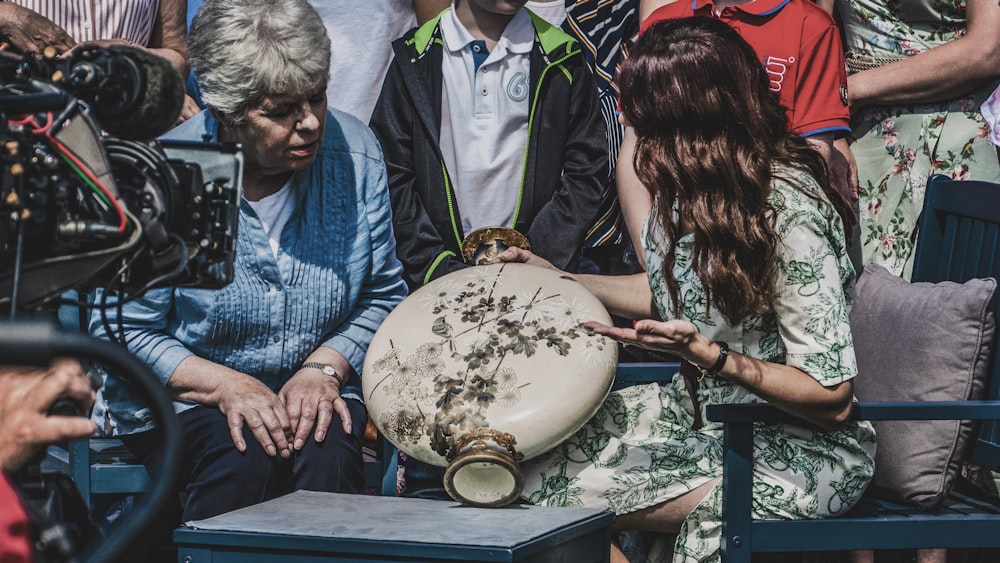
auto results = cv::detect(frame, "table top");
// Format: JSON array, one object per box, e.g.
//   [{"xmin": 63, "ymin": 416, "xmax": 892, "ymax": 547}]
[{"xmin": 175, "ymin": 490, "xmax": 614, "ymax": 550}]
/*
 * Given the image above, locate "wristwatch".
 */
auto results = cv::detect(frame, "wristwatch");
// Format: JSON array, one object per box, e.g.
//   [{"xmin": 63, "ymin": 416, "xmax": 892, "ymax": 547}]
[{"xmin": 301, "ymin": 362, "xmax": 345, "ymax": 388}]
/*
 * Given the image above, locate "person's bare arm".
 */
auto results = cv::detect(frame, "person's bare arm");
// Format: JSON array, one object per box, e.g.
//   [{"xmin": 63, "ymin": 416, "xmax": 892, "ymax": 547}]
[
  {"xmin": 500, "ymin": 247, "xmax": 657, "ymax": 319},
  {"xmin": 832, "ymin": 136, "xmax": 859, "ymax": 200},
  {"xmin": 848, "ymin": 0, "xmax": 1000, "ymax": 109},
  {"xmin": 617, "ymin": 126, "xmax": 653, "ymax": 269},
  {"xmin": 587, "ymin": 319, "xmax": 856, "ymax": 431},
  {"xmin": 147, "ymin": 0, "xmax": 188, "ymax": 78},
  {"xmin": 806, "ymin": 132, "xmax": 858, "ymax": 201},
  {"xmin": 501, "ymin": 247, "xmax": 855, "ymax": 430},
  {"xmin": 812, "ymin": 0, "xmax": 835, "ymax": 14},
  {"xmin": 639, "ymin": 0, "xmax": 680, "ymax": 23}
]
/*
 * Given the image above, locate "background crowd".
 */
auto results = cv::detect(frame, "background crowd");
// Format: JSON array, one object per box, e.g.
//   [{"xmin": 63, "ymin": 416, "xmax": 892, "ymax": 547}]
[{"xmin": 1, "ymin": 1, "xmax": 999, "ymax": 563}]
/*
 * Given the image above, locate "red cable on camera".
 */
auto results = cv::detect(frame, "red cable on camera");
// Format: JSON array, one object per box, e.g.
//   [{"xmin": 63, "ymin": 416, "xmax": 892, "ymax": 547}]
[{"xmin": 8, "ymin": 112, "xmax": 128, "ymax": 233}]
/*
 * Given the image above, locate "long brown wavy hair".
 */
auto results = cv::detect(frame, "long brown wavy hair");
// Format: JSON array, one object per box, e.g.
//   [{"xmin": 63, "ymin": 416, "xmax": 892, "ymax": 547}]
[{"xmin": 617, "ymin": 17, "xmax": 855, "ymax": 326}]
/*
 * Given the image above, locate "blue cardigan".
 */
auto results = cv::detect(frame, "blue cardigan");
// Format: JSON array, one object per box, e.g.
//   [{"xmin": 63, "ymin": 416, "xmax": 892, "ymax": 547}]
[{"xmin": 92, "ymin": 109, "xmax": 407, "ymax": 435}]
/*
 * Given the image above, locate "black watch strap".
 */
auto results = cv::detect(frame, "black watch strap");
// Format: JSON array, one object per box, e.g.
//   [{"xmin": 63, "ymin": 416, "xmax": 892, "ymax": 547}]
[{"xmin": 690, "ymin": 341, "xmax": 729, "ymax": 381}]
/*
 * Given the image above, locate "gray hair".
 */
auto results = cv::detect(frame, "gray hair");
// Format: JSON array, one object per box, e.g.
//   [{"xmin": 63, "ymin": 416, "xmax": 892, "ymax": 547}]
[{"xmin": 189, "ymin": 0, "xmax": 331, "ymax": 123}]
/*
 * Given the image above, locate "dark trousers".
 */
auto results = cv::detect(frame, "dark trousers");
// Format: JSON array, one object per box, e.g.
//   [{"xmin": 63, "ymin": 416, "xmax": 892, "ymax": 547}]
[{"xmin": 123, "ymin": 400, "xmax": 367, "ymax": 522}]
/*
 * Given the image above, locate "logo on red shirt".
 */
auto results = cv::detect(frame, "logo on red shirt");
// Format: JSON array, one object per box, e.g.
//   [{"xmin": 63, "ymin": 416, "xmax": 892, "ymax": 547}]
[{"xmin": 762, "ymin": 55, "xmax": 795, "ymax": 93}]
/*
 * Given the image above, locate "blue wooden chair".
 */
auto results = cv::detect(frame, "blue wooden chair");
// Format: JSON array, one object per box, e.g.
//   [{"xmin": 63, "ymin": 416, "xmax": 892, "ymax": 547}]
[
  {"xmin": 68, "ymin": 438, "xmax": 151, "ymax": 509},
  {"xmin": 707, "ymin": 174, "xmax": 1000, "ymax": 562},
  {"xmin": 612, "ymin": 361, "xmax": 682, "ymax": 391},
  {"xmin": 67, "ymin": 436, "xmax": 393, "ymax": 508}
]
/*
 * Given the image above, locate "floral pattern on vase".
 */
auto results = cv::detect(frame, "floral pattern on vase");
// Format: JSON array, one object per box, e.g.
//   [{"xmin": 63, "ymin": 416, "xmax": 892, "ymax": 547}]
[{"xmin": 363, "ymin": 262, "xmax": 618, "ymax": 467}]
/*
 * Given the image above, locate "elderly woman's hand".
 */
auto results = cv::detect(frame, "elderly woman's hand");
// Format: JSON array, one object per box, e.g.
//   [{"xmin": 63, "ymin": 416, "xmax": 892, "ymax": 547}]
[
  {"xmin": 279, "ymin": 368, "xmax": 352, "ymax": 451},
  {"xmin": 213, "ymin": 375, "xmax": 293, "ymax": 458}
]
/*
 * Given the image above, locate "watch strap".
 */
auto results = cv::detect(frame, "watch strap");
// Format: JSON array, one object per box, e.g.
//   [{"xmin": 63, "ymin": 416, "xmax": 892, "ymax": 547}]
[
  {"xmin": 690, "ymin": 341, "xmax": 729, "ymax": 382},
  {"xmin": 301, "ymin": 362, "xmax": 345, "ymax": 388}
]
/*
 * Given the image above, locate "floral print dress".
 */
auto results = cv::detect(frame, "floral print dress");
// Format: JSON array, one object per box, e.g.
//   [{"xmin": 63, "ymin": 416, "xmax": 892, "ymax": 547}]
[
  {"xmin": 520, "ymin": 167, "xmax": 877, "ymax": 563},
  {"xmin": 837, "ymin": 0, "xmax": 1000, "ymax": 279}
]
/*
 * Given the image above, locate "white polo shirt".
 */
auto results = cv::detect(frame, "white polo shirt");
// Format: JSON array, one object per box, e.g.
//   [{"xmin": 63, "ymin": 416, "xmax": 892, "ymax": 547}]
[{"xmin": 439, "ymin": 6, "xmax": 534, "ymax": 234}]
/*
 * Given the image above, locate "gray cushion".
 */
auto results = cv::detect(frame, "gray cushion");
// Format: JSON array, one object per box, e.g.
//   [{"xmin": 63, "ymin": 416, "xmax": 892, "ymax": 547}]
[{"xmin": 851, "ymin": 263, "xmax": 996, "ymax": 509}]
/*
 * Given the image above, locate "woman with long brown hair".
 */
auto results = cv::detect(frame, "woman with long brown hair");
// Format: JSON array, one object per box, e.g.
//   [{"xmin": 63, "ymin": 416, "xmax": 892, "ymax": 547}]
[{"xmin": 502, "ymin": 17, "xmax": 875, "ymax": 562}]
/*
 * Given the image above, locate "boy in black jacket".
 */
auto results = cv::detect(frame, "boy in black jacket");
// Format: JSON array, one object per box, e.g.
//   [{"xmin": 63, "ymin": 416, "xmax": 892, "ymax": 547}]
[{"xmin": 369, "ymin": 0, "xmax": 609, "ymax": 291}]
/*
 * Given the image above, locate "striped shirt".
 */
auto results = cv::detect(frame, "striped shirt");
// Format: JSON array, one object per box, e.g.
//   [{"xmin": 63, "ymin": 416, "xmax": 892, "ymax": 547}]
[
  {"xmin": 563, "ymin": 1, "xmax": 638, "ymax": 249},
  {"xmin": 563, "ymin": 0, "xmax": 639, "ymax": 96},
  {"xmin": 583, "ymin": 91, "xmax": 626, "ymax": 248},
  {"xmin": 7, "ymin": 0, "xmax": 159, "ymax": 45}
]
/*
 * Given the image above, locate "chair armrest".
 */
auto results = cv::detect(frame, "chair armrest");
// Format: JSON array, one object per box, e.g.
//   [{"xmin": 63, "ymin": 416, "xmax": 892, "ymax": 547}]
[
  {"xmin": 612, "ymin": 362, "xmax": 681, "ymax": 390},
  {"xmin": 706, "ymin": 401, "xmax": 1000, "ymax": 424}
]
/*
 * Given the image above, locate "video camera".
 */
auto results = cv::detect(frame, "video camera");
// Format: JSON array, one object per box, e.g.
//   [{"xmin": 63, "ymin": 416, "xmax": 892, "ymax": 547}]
[
  {"xmin": 0, "ymin": 45, "xmax": 239, "ymax": 563},
  {"xmin": 0, "ymin": 45, "xmax": 242, "ymax": 310}
]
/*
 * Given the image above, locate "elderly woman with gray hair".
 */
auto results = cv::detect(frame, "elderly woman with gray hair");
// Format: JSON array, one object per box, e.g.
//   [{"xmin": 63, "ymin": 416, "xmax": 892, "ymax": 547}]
[{"xmin": 89, "ymin": 0, "xmax": 407, "ymax": 529}]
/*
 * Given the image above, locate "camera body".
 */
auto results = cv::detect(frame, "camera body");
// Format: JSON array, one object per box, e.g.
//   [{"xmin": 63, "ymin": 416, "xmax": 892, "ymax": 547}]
[
  {"xmin": 0, "ymin": 47, "xmax": 240, "ymax": 562},
  {"xmin": 0, "ymin": 47, "xmax": 242, "ymax": 309}
]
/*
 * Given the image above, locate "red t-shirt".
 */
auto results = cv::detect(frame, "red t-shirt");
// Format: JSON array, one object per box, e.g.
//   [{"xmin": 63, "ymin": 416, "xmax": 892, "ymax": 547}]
[
  {"xmin": 641, "ymin": 0, "xmax": 850, "ymax": 137},
  {"xmin": 0, "ymin": 473, "xmax": 32, "ymax": 563}
]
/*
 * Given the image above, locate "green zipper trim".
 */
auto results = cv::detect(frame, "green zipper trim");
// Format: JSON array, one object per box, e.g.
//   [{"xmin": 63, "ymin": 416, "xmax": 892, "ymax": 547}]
[
  {"xmin": 510, "ymin": 47, "xmax": 579, "ymax": 229},
  {"xmin": 441, "ymin": 162, "xmax": 464, "ymax": 252},
  {"xmin": 425, "ymin": 250, "xmax": 458, "ymax": 285}
]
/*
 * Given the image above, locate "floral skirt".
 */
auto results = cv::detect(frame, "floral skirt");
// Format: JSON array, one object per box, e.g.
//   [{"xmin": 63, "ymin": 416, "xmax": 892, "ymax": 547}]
[
  {"xmin": 852, "ymin": 90, "xmax": 1000, "ymax": 279},
  {"xmin": 521, "ymin": 382, "xmax": 876, "ymax": 563}
]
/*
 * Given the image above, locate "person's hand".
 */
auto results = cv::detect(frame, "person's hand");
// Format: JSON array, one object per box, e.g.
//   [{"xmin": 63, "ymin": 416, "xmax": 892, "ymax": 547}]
[
  {"xmin": 0, "ymin": 359, "xmax": 96, "ymax": 474},
  {"xmin": 213, "ymin": 375, "xmax": 292, "ymax": 458},
  {"xmin": 805, "ymin": 133, "xmax": 858, "ymax": 202},
  {"xmin": 584, "ymin": 318, "xmax": 699, "ymax": 355},
  {"xmin": 63, "ymin": 38, "xmax": 138, "ymax": 55},
  {"xmin": 832, "ymin": 137, "xmax": 860, "ymax": 202},
  {"xmin": 278, "ymin": 368, "xmax": 351, "ymax": 451},
  {"xmin": 0, "ymin": 3, "xmax": 75, "ymax": 55},
  {"xmin": 178, "ymin": 94, "xmax": 202, "ymax": 125},
  {"xmin": 499, "ymin": 247, "xmax": 558, "ymax": 270}
]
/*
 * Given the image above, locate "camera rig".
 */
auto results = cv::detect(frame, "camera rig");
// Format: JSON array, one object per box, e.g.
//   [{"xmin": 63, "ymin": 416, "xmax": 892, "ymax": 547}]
[
  {"xmin": 0, "ymin": 46, "xmax": 242, "ymax": 310},
  {"xmin": 0, "ymin": 46, "xmax": 242, "ymax": 562}
]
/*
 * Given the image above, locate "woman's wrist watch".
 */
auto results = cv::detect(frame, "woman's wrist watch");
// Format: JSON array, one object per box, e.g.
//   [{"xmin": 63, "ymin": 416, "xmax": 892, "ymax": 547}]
[{"xmin": 301, "ymin": 362, "xmax": 345, "ymax": 389}]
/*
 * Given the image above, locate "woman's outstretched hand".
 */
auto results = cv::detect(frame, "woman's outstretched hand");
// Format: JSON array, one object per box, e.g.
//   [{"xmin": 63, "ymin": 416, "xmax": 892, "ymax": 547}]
[{"xmin": 584, "ymin": 318, "xmax": 699, "ymax": 356}]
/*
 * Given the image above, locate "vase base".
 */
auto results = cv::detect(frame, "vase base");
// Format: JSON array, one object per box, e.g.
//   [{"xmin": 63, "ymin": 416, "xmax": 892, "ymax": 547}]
[{"xmin": 444, "ymin": 449, "xmax": 524, "ymax": 508}]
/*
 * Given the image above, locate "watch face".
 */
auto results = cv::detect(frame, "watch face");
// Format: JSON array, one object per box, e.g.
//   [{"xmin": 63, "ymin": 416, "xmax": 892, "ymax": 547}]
[{"xmin": 321, "ymin": 365, "xmax": 336, "ymax": 376}]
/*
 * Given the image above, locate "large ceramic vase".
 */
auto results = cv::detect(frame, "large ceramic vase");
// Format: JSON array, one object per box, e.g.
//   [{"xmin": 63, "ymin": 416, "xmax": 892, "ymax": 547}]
[{"xmin": 362, "ymin": 262, "xmax": 617, "ymax": 507}]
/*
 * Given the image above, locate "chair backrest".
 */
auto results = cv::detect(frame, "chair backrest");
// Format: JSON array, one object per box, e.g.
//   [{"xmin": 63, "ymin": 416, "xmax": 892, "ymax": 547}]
[{"xmin": 912, "ymin": 174, "xmax": 1000, "ymax": 472}]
